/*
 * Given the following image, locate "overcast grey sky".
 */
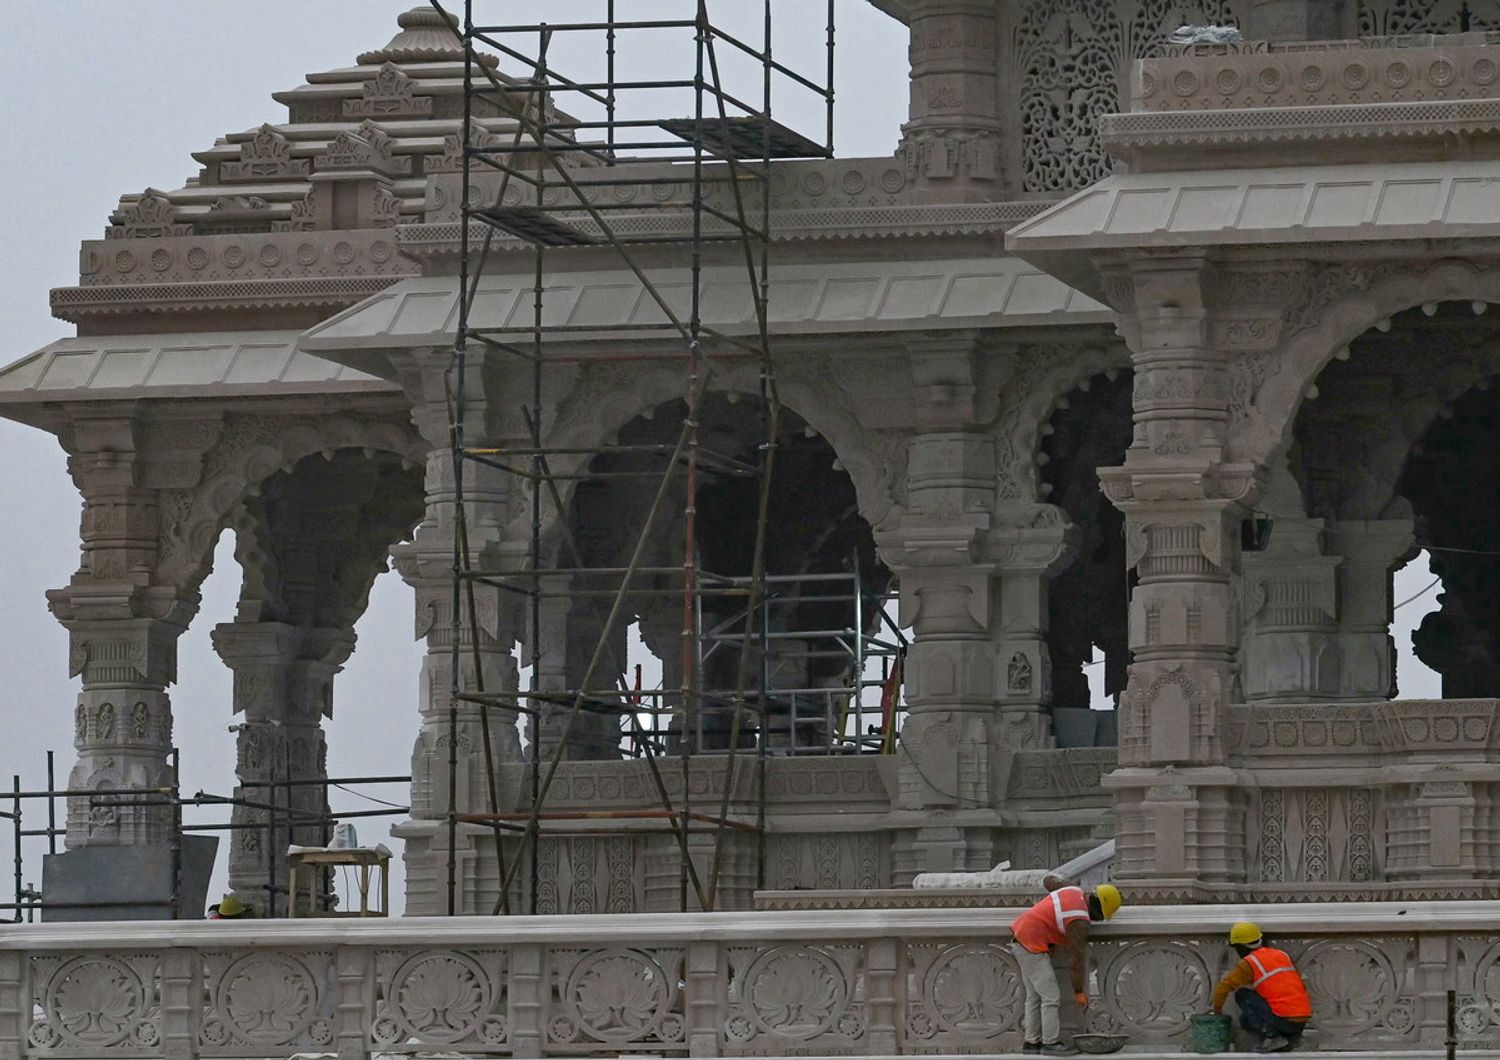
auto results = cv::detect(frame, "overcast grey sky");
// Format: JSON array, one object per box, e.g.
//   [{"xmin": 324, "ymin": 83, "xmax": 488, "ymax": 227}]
[
  {"xmin": 0, "ymin": 2, "xmax": 1442, "ymax": 916},
  {"xmin": 0, "ymin": 1, "xmax": 908, "ymax": 914}
]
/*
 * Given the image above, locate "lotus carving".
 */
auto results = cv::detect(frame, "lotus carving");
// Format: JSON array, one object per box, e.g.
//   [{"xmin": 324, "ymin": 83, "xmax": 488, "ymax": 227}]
[
  {"xmin": 930, "ymin": 947, "xmax": 1019, "ymax": 1033},
  {"xmin": 1302, "ymin": 943, "xmax": 1394, "ymax": 1031},
  {"xmin": 393, "ymin": 952, "xmax": 490, "ymax": 1041},
  {"xmin": 1110, "ymin": 945, "xmax": 1205, "ymax": 1032},
  {"xmin": 47, "ymin": 958, "xmax": 144, "ymax": 1046},
  {"xmin": 569, "ymin": 952, "xmax": 668, "ymax": 1040},
  {"xmin": 748, "ymin": 948, "xmax": 845, "ymax": 1039},
  {"xmin": 221, "ymin": 956, "xmax": 315, "ymax": 1042}
]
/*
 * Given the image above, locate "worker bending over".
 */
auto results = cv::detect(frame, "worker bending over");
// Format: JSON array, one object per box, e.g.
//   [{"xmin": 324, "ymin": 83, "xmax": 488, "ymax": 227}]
[
  {"xmin": 1211, "ymin": 921, "xmax": 1312, "ymax": 1053},
  {"xmin": 1009, "ymin": 879, "xmax": 1123, "ymax": 1056}
]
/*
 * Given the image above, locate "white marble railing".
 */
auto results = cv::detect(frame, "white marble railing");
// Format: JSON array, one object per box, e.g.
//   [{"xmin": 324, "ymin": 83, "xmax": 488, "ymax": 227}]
[{"xmin": 4, "ymin": 902, "xmax": 1499, "ymax": 1058}]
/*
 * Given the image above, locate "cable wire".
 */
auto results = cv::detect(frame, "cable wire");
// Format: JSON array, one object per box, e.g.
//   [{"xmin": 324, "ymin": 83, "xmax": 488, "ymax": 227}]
[
  {"xmin": 1393, "ymin": 575, "xmax": 1442, "ymax": 611},
  {"xmin": 329, "ymin": 782, "xmax": 407, "ymax": 810}
]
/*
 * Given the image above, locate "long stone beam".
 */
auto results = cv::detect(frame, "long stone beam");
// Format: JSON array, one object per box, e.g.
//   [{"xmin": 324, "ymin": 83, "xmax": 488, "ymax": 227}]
[{"xmin": 5, "ymin": 902, "xmax": 1499, "ymax": 1057}]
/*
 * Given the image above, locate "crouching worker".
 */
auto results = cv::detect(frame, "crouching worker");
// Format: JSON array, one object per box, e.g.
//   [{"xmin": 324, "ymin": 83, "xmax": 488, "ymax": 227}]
[
  {"xmin": 1211, "ymin": 922, "xmax": 1311, "ymax": 1053},
  {"xmin": 207, "ymin": 895, "xmax": 252, "ymax": 919},
  {"xmin": 1009, "ymin": 882, "xmax": 1122, "ymax": 1056}
]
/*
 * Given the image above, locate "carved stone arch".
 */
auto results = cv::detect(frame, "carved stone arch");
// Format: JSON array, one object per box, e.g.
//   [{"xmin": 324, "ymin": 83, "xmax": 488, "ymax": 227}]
[
  {"xmin": 155, "ymin": 411, "xmax": 425, "ymax": 594},
  {"xmin": 1307, "ymin": 334, "xmax": 1500, "ymax": 521},
  {"xmin": 1235, "ymin": 259, "xmax": 1500, "ymax": 470},
  {"xmin": 992, "ymin": 340, "xmax": 1131, "ymax": 510},
  {"xmin": 534, "ymin": 357, "xmax": 904, "ymax": 539},
  {"xmin": 227, "ymin": 447, "xmax": 425, "ymax": 628}
]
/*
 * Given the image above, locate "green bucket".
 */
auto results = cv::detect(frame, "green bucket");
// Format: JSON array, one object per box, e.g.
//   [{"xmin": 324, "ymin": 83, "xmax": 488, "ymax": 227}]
[{"xmin": 1189, "ymin": 1013, "xmax": 1232, "ymax": 1054}]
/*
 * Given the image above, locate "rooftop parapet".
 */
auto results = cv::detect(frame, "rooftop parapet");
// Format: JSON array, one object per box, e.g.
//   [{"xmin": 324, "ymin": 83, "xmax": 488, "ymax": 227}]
[
  {"xmin": 1129, "ymin": 31, "xmax": 1500, "ymax": 112},
  {"xmin": 1100, "ymin": 32, "xmax": 1500, "ymax": 170}
]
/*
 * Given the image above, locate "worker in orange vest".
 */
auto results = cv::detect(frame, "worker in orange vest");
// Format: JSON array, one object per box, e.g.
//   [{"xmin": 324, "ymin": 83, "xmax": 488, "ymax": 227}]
[
  {"xmin": 1009, "ymin": 879, "xmax": 1123, "ymax": 1056},
  {"xmin": 1211, "ymin": 922, "xmax": 1312, "ymax": 1053}
]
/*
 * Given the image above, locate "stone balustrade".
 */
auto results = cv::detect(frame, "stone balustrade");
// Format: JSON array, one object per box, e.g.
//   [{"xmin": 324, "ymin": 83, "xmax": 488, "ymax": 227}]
[{"xmin": 5, "ymin": 902, "xmax": 1500, "ymax": 1058}]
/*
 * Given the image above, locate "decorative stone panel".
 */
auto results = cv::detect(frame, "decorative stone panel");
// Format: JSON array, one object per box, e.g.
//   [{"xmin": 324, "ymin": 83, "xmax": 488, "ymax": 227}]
[
  {"xmin": 11, "ymin": 909, "xmax": 1500, "ymax": 1059},
  {"xmin": 1131, "ymin": 35, "xmax": 1500, "ymax": 113},
  {"xmin": 1002, "ymin": 0, "xmax": 1241, "ymax": 192}
]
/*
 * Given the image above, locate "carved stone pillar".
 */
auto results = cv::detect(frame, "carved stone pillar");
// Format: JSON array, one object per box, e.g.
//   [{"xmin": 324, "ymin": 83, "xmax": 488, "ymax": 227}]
[
  {"xmin": 1240, "ymin": 475, "xmax": 1341, "ymax": 701},
  {"xmin": 897, "ymin": 0, "xmax": 1003, "ymax": 201},
  {"xmin": 1099, "ymin": 257, "xmax": 1259, "ymax": 891},
  {"xmin": 1327, "ymin": 519, "xmax": 1413, "ymax": 700},
  {"xmin": 390, "ymin": 350, "xmax": 525, "ymax": 914},
  {"xmin": 46, "ymin": 412, "xmax": 216, "ymax": 850},
  {"xmin": 211, "ymin": 621, "xmax": 352, "ymax": 913},
  {"xmin": 877, "ymin": 332, "xmax": 1074, "ymax": 878},
  {"xmin": 993, "ymin": 522, "xmax": 1074, "ymax": 750},
  {"xmin": 532, "ymin": 583, "xmax": 626, "ymax": 761},
  {"xmin": 52, "ymin": 604, "xmax": 192, "ymax": 847}
]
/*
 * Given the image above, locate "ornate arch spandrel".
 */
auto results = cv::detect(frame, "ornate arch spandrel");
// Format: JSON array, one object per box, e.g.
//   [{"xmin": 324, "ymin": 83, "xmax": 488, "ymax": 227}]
[
  {"xmin": 1229, "ymin": 258, "xmax": 1500, "ymax": 471},
  {"xmin": 155, "ymin": 411, "xmax": 425, "ymax": 596},
  {"xmin": 529, "ymin": 353, "xmax": 910, "ymax": 541},
  {"xmin": 1296, "ymin": 330, "xmax": 1500, "ymax": 521},
  {"xmin": 989, "ymin": 340, "xmax": 1132, "ymax": 514}
]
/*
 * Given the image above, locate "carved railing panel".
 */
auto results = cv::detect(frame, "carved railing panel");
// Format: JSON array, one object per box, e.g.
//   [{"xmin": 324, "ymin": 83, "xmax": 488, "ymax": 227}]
[
  {"xmin": 370, "ymin": 948, "xmax": 510, "ymax": 1054},
  {"xmin": 8, "ymin": 906, "xmax": 1500, "ymax": 1058},
  {"xmin": 26, "ymin": 953, "xmax": 162, "ymax": 1058},
  {"xmin": 197, "ymin": 949, "xmax": 337, "ymax": 1056},
  {"xmin": 545, "ymin": 946, "xmax": 684, "ymax": 1054}
]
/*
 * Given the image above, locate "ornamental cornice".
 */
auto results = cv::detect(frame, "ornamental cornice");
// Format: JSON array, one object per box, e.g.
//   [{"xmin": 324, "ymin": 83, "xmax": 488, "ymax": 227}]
[
  {"xmin": 394, "ymin": 200, "xmax": 1050, "ymax": 257},
  {"xmin": 1102, "ymin": 97, "xmax": 1500, "ymax": 166},
  {"xmin": 75, "ymin": 230, "xmax": 417, "ymax": 289},
  {"xmin": 51, "ymin": 275, "xmax": 406, "ymax": 322},
  {"xmin": 1133, "ymin": 34, "xmax": 1500, "ymax": 114}
]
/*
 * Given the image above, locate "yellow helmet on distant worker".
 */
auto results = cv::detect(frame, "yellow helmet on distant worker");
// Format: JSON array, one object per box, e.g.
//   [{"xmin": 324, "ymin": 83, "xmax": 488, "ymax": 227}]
[
  {"xmin": 1095, "ymin": 883, "xmax": 1122, "ymax": 920},
  {"xmin": 217, "ymin": 895, "xmax": 246, "ymax": 918},
  {"xmin": 1229, "ymin": 921, "xmax": 1263, "ymax": 946}
]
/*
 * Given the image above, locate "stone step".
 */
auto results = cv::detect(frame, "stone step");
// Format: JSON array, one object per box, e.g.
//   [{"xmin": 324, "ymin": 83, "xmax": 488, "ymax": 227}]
[{"xmin": 722, "ymin": 1053, "xmax": 1500, "ymax": 1059}]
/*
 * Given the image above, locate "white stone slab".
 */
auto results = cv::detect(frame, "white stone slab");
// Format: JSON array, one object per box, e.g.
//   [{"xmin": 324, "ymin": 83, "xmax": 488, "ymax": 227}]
[
  {"xmin": 0, "ymin": 331, "xmax": 393, "ymax": 405},
  {"xmin": 297, "ymin": 256, "xmax": 1109, "ymax": 358},
  {"xmin": 1008, "ymin": 158, "xmax": 1500, "ymax": 252}
]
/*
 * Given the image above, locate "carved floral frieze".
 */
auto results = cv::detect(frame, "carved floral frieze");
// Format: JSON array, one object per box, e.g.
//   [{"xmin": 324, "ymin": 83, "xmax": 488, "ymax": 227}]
[
  {"xmin": 16, "ymin": 918, "xmax": 1500, "ymax": 1058},
  {"xmin": 1134, "ymin": 38, "xmax": 1500, "ymax": 112},
  {"xmin": 77, "ymin": 231, "xmax": 415, "ymax": 288}
]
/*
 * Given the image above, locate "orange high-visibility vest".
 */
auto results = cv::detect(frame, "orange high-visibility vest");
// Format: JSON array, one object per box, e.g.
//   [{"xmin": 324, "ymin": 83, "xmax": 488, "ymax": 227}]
[
  {"xmin": 1010, "ymin": 885, "xmax": 1090, "ymax": 954},
  {"xmin": 1245, "ymin": 946, "xmax": 1312, "ymax": 1019}
]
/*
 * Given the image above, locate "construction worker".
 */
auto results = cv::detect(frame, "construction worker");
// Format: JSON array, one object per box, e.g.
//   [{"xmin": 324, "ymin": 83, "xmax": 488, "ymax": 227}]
[
  {"xmin": 1009, "ymin": 881, "xmax": 1123, "ymax": 1056},
  {"xmin": 207, "ymin": 894, "xmax": 252, "ymax": 920},
  {"xmin": 1211, "ymin": 922, "xmax": 1311, "ymax": 1053}
]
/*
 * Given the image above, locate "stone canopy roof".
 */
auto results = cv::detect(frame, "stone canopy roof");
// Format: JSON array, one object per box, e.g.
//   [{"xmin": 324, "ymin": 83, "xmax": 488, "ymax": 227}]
[
  {"xmin": 113, "ymin": 7, "xmax": 513, "ymax": 241},
  {"xmin": 0, "ymin": 3, "xmax": 1091, "ymax": 421},
  {"xmin": 44, "ymin": 7, "xmax": 549, "ymax": 331}
]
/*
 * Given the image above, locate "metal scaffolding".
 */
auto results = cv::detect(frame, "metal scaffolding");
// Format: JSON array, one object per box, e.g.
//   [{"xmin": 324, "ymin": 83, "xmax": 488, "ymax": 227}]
[
  {"xmin": 433, "ymin": 0, "xmax": 905, "ymax": 916},
  {"xmin": 2, "ymin": 750, "xmax": 410, "ymax": 922}
]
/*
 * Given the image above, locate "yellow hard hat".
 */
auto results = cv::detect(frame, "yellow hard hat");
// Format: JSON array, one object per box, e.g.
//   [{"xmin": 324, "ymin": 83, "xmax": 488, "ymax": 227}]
[
  {"xmin": 1095, "ymin": 883, "xmax": 1122, "ymax": 920},
  {"xmin": 217, "ymin": 895, "xmax": 246, "ymax": 918},
  {"xmin": 1229, "ymin": 921, "xmax": 1262, "ymax": 946}
]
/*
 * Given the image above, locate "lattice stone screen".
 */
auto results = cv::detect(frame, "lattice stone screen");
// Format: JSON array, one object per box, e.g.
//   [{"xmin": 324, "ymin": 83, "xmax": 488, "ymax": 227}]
[{"xmin": 1003, "ymin": 0, "xmax": 1242, "ymax": 193}]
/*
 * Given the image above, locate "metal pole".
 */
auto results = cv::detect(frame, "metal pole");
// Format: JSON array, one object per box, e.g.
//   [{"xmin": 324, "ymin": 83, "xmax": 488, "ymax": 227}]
[
  {"xmin": 267, "ymin": 752, "xmax": 278, "ymax": 917},
  {"xmin": 45, "ymin": 751, "xmax": 57, "ymax": 855},
  {"xmin": 826, "ymin": 0, "xmax": 836, "ymax": 152},
  {"xmin": 169, "ymin": 748, "xmax": 183, "ymax": 920},
  {"xmin": 678, "ymin": 0, "xmax": 708, "ymax": 915},
  {"xmin": 11, "ymin": 776, "xmax": 21, "ymax": 924},
  {"xmin": 527, "ymin": 25, "xmax": 552, "ymax": 920},
  {"xmin": 443, "ymin": 0, "xmax": 476, "ymax": 922},
  {"xmin": 606, "ymin": 0, "xmax": 616, "ymax": 153},
  {"xmin": 1446, "ymin": 989, "xmax": 1457, "ymax": 1060},
  {"xmin": 853, "ymin": 556, "xmax": 864, "ymax": 745}
]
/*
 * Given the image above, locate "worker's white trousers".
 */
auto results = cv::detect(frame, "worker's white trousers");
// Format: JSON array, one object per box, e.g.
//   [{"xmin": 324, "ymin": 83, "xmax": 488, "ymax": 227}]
[{"xmin": 1010, "ymin": 941, "xmax": 1062, "ymax": 1044}]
